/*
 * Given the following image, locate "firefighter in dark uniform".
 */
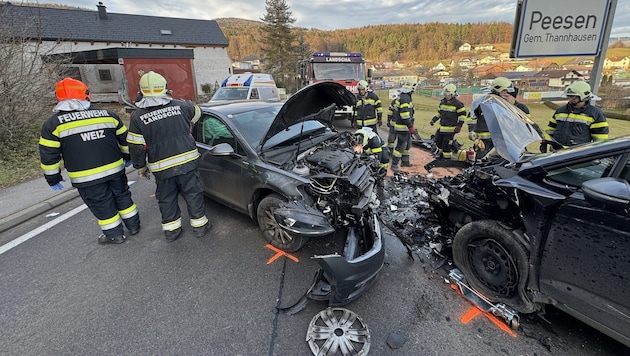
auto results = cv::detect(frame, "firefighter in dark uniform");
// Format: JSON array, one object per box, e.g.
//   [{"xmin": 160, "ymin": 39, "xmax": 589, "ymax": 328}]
[
  {"xmin": 390, "ymin": 84, "xmax": 415, "ymax": 172},
  {"xmin": 545, "ymin": 81, "xmax": 609, "ymax": 148},
  {"xmin": 430, "ymin": 84, "xmax": 466, "ymax": 159},
  {"xmin": 39, "ymin": 78, "xmax": 140, "ymax": 244},
  {"xmin": 467, "ymin": 77, "xmax": 515, "ymax": 158},
  {"xmin": 353, "ymin": 80, "xmax": 383, "ymax": 131},
  {"xmin": 127, "ymin": 71, "xmax": 211, "ymax": 242},
  {"xmin": 506, "ymin": 86, "xmax": 530, "ymax": 117},
  {"xmin": 354, "ymin": 127, "xmax": 389, "ymax": 172}
]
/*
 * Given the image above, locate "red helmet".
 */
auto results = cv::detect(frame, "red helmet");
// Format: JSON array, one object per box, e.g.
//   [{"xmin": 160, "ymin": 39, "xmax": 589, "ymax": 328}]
[{"xmin": 55, "ymin": 78, "xmax": 90, "ymax": 101}]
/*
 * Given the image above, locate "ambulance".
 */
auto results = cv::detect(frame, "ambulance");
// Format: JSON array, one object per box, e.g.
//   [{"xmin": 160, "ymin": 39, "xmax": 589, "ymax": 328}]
[{"xmin": 209, "ymin": 73, "xmax": 280, "ymax": 102}]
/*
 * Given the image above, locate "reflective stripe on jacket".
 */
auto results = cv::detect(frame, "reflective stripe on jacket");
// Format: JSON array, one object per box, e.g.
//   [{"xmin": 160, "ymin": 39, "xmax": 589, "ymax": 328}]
[
  {"xmin": 39, "ymin": 107, "xmax": 129, "ymax": 187},
  {"xmin": 546, "ymin": 102, "xmax": 609, "ymax": 146},
  {"xmin": 128, "ymin": 99, "xmax": 202, "ymax": 180}
]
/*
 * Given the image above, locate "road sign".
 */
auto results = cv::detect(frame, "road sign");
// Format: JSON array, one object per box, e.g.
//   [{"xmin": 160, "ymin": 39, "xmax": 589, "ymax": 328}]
[{"xmin": 510, "ymin": 0, "xmax": 613, "ymax": 58}]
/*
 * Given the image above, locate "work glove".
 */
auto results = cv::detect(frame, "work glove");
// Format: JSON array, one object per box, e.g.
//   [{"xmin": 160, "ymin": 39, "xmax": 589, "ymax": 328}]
[
  {"xmin": 454, "ymin": 125, "xmax": 462, "ymax": 134},
  {"xmin": 124, "ymin": 160, "xmax": 132, "ymax": 167},
  {"xmin": 138, "ymin": 166, "xmax": 151, "ymax": 180},
  {"xmin": 408, "ymin": 127, "xmax": 416, "ymax": 134},
  {"xmin": 430, "ymin": 117, "xmax": 439, "ymax": 126},
  {"xmin": 468, "ymin": 132, "xmax": 477, "ymax": 141},
  {"xmin": 386, "ymin": 119, "xmax": 392, "ymax": 128},
  {"xmin": 540, "ymin": 143, "xmax": 548, "ymax": 153},
  {"xmin": 378, "ymin": 118, "xmax": 383, "ymax": 127},
  {"xmin": 473, "ymin": 138, "xmax": 485, "ymax": 152},
  {"xmin": 51, "ymin": 182, "xmax": 64, "ymax": 191}
]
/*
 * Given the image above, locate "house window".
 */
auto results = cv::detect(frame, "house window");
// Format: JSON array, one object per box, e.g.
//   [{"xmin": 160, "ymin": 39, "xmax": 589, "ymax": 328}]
[
  {"xmin": 98, "ymin": 69, "xmax": 112, "ymax": 81},
  {"xmin": 160, "ymin": 29, "xmax": 172, "ymax": 35}
]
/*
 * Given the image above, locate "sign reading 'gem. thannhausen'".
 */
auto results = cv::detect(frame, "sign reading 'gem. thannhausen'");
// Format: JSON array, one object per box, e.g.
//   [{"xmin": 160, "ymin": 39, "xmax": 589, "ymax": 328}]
[{"xmin": 512, "ymin": 0, "xmax": 612, "ymax": 58}]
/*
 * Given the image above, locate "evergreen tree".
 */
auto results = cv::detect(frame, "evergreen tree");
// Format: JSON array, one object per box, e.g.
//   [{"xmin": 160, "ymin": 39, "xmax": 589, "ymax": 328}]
[{"xmin": 259, "ymin": 0, "xmax": 297, "ymax": 91}]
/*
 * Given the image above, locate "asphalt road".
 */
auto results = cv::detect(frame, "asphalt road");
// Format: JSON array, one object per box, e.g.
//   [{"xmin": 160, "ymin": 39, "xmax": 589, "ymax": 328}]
[{"xmin": 0, "ymin": 120, "xmax": 627, "ymax": 355}]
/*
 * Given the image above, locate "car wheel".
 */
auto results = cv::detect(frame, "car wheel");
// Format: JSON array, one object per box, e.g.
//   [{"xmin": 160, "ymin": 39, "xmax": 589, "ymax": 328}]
[
  {"xmin": 453, "ymin": 220, "xmax": 530, "ymax": 311},
  {"xmin": 257, "ymin": 194, "xmax": 308, "ymax": 252}
]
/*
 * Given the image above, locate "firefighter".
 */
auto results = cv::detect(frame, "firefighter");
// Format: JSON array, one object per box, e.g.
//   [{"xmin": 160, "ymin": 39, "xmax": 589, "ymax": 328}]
[
  {"xmin": 354, "ymin": 127, "xmax": 389, "ymax": 171},
  {"xmin": 505, "ymin": 86, "xmax": 530, "ymax": 117},
  {"xmin": 39, "ymin": 78, "xmax": 140, "ymax": 244},
  {"xmin": 430, "ymin": 84, "xmax": 466, "ymax": 159},
  {"xmin": 544, "ymin": 81, "xmax": 608, "ymax": 149},
  {"xmin": 390, "ymin": 84, "xmax": 415, "ymax": 172},
  {"xmin": 353, "ymin": 80, "xmax": 383, "ymax": 131},
  {"xmin": 127, "ymin": 71, "xmax": 211, "ymax": 242},
  {"xmin": 467, "ymin": 77, "xmax": 514, "ymax": 158}
]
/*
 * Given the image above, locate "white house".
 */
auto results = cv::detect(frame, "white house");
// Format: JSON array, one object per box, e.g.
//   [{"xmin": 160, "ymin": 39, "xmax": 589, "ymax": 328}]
[{"xmin": 2, "ymin": 2, "xmax": 232, "ymax": 101}]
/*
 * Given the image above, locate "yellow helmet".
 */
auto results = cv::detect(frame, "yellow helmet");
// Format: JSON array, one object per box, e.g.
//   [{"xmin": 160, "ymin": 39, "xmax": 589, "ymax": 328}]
[
  {"xmin": 490, "ymin": 77, "xmax": 514, "ymax": 94},
  {"xmin": 564, "ymin": 81, "xmax": 592, "ymax": 101},
  {"xmin": 357, "ymin": 80, "xmax": 369, "ymax": 90},
  {"xmin": 442, "ymin": 83, "xmax": 457, "ymax": 96},
  {"xmin": 139, "ymin": 71, "xmax": 168, "ymax": 97}
]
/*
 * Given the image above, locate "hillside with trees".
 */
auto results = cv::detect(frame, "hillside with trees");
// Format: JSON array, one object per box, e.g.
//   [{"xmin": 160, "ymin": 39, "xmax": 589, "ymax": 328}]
[{"xmin": 216, "ymin": 18, "xmax": 513, "ymax": 63}]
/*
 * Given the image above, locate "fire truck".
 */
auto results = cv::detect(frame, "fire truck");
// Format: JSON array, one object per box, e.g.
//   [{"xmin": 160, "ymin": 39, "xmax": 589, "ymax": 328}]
[{"xmin": 298, "ymin": 52, "xmax": 371, "ymax": 121}]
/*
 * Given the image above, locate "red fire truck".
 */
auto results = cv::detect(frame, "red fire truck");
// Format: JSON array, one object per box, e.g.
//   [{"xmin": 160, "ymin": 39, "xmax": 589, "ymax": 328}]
[{"xmin": 298, "ymin": 52, "xmax": 371, "ymax": 121}]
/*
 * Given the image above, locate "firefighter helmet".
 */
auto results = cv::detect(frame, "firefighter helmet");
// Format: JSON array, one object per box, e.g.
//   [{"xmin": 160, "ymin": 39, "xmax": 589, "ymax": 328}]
[
  {"xmin": 354, "ymin": 127, "xmax": 373, "ymax": 145},
  {"xmin": 400, "ymin": 83, "xmax": 413, "ymax": 94},
  {"xmin": 490, "ymin": 77, "xmax": 515, "ymax": 94},
  {"xmin": 55, "ymin": 78, "xmax": 90, "ymax": 101},
  {"xmin": 357, "ymin": 80, "xmax": 369, "ymax": 90},
  {"xmin": 564, "ymin": 81, "xmax": 592, "ymax": 101},
  {"xmin": 139, "ymin": 71, "xmax": 168, "ymax": 97},
  {"xmin": 442, "ymin": 83, "xmax": 457, "ymax": 96}
]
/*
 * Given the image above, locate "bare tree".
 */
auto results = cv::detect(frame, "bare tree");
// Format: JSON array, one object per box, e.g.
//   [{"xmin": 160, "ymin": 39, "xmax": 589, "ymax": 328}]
[{"xmin": 0, "ymin": 5, "xmax": 67, "ymax": 147}]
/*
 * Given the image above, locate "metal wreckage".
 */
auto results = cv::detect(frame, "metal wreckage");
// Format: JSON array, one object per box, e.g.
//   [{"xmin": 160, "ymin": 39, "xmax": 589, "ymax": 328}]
[{"xmin": 378, "ymin": 94, "xmax": 630, "ymax": 349}]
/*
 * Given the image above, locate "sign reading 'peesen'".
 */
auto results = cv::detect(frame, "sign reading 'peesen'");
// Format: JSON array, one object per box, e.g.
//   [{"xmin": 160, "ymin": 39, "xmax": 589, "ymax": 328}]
[{"xmin": 511, "ymin": 0, "xmax": 612, "ymax": 58}]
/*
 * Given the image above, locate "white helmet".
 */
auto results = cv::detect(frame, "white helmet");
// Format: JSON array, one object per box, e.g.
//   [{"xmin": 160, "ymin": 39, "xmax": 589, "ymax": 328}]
[
  {"xmin": 139, "ymin": 71, "xmax": 168, "ymax": 97},
  {"xmin": 442, "ymin": 83, "xmax": 457, "ymax": 96},
  {"xmin": 564, "ymin": 81, "xmax": 593, "ymax": 101},
  {"xmin": 489, "ymin": 77, "xmax": 515, "ymax": 94}
]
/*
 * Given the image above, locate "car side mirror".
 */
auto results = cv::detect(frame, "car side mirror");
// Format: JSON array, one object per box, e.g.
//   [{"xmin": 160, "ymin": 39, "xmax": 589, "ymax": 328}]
[
  {"xmin": 210, "ymin": 142, "xmax": 235, "ymax": 156},
  {"xmin": 583, "ymin": 177, "xmax": 630, "ymax": 213}
]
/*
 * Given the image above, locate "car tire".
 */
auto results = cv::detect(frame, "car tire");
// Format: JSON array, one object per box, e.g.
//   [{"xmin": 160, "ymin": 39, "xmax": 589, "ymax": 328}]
[
  {"xmin": 453, "ymin": 220, "xmax": 530, "ymax": 312},
  {"xmin": 257, "ymin": 193, "xmax": 308, "ymax": 252}
]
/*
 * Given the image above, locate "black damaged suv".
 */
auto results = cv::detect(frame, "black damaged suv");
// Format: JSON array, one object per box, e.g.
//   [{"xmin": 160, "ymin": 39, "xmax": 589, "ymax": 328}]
[{"xmin": 429, "ymin": 95, "xmax": 630, "ymax": 347}]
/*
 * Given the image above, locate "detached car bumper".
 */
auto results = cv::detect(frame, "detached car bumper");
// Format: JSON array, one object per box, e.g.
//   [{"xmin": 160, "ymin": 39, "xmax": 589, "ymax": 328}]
[{"xmin": 309, "ymin": 213, "xmax": 385, "ymax": 306}]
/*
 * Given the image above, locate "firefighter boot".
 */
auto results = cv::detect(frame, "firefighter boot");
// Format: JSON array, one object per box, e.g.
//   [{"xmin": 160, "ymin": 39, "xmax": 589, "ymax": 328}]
[
  {"xmin": 401, "ymin": 155, "xmax": 412, "ymax": 167},
  {"xmin": 193, "ymin": 222, "xmax": 212, "ymax": 238},
  {"xmin": 390, "ymin": 157, "xmax": 400, "ymax": 173},
  {"xmin": 98, "ymin": 234, "xmax": 126, "ymax": 245},
  {"xmin": 165, "ymin": 227, "xmax": 182, "ymax": 243}
]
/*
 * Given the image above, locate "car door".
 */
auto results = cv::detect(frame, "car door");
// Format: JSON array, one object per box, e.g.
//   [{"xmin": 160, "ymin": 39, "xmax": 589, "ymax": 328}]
[
  {"xmin": 194, "ymin": 115, "xmax": 251, "ymax": 212},
  {"xmin": 538, "ymin": 154, "xmax": 630, "ymax": 336}
]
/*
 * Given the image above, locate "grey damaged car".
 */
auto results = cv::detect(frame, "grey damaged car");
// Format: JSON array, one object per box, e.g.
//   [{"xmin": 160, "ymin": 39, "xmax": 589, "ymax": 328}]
[
  {"xmin": 418, "ymin": 94, "xmax": 630, "ymax": 347},
  {"xmin": 192, "ymin": 82, "xmax": 385, "ymax": 306}
]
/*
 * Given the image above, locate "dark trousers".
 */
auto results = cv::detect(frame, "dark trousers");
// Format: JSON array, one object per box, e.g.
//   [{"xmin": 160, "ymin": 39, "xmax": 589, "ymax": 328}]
[
  {"xmin": 78, "ymin": 173, "xmax": 140, "ymax": 238},
  {"xmin": 434, "ymin": 130, "xmax": 455, "ymax": 158},
  {"xmin": 155, "ymin": 169, "xmax": 207, "ymax": 234},
  {"xmin": 392, "ymin": 131, "xmax": 411, "ymax": 165}
]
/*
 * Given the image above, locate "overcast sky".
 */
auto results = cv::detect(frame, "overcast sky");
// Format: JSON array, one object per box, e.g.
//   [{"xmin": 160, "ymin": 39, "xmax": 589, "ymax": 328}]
[{"xmin": 53, "ymin": 0, "xmax": 630, "ymax": 38}]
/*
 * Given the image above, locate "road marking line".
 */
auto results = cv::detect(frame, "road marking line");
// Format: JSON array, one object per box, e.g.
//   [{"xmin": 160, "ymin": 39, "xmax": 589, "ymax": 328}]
[
  {"xmin": 0, "ymin": 204, "xmax": 87, "ymax": 255},
  {"xmin": 0, "ymin": 181, "xmax": 136, "ymax": 255},
  {"xmin": 265, "ymin": 243, "xmax": 299, "ymax": 264}
]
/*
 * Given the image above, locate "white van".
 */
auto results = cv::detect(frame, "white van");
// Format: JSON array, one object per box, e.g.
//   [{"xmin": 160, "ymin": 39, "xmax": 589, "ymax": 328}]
[{"xmin": 209, "ymin": 73, "xmax": 281, "ymax": 102}]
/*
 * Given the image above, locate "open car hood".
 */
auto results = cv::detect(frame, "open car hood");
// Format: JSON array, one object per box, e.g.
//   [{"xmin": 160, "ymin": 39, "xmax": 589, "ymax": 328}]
[
  {"xmin": 260, "ymin": 82, "xmax": 356, "ymax": 147},
  {"xmin": 479, "ymin": 95, "xmax": 545, "ymax": 163}
]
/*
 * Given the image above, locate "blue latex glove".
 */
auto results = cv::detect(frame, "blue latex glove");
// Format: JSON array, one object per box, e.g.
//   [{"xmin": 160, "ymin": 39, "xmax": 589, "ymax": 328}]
[
  {"xmin": 51, "ymin": 182, "xmax": 64, "ymax": 191},
  {"xmin": 124, "ymin": 160, "xmax": 132, "ymax": 167}
]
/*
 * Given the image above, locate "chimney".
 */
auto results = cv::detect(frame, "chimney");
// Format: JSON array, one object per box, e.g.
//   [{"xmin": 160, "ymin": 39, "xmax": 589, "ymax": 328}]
[{"xmin": 97, "ymin": 2, "xmax": 108, "ymax": 20}]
